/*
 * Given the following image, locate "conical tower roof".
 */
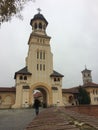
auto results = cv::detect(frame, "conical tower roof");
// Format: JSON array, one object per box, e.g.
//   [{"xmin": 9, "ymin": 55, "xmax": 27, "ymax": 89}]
[{"xmin": 30, "ymin": 12, "xmax": 48, "ymax": 26}]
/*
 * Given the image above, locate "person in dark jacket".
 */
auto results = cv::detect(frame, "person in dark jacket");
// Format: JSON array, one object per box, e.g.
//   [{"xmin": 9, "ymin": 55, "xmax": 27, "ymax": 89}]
[{"xmin": 33, "ymin": 98, "xmax": 40, "ymax": 115}]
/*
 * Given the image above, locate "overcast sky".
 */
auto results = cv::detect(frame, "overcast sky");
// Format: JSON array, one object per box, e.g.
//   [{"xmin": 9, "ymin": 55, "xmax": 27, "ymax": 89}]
[{"xmin": 0, "ymin": 0, "xmax": 98, "ymax": 88}]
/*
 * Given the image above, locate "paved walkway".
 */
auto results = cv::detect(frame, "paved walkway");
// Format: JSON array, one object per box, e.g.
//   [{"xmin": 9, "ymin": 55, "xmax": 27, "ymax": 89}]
[
  {"xmin": 0, "ymin": 107, "xmax": 98, "ymax": 130},
  {"xmin": 65, "ymin": 108, "xmax": 98, "ymax": 129},
  {"xmin": 25, "ymin": 107, "xmax": 98, "ymax": 130},
  {"xmin": 0, "ymin": 108, "xmax": 37, "ymax": 130}
]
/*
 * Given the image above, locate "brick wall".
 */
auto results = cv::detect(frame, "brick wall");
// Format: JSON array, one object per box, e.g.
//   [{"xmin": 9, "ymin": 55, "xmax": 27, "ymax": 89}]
[{"xmin": 65, "ymin": 105, "xmax": 98, "ymax": 117}]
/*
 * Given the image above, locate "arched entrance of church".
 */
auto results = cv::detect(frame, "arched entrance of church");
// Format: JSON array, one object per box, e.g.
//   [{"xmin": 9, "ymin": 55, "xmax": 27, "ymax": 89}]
[
  {"xmin": 29, "ymin": 83, "xmax": 52, "ymax": 107},
  {"xmin": 33, "ymin": 88, "xmax": 47, "ymax": 108}
]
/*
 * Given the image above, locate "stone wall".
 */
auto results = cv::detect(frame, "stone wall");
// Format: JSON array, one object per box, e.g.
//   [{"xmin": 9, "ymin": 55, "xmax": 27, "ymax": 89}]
[
  {"xmin": 65, "ymin": 105, "xmax": 98, "ymax": 117},
  {"xmin": 0, "ymin": 92, "xmax": 16, "ymax": 109}
]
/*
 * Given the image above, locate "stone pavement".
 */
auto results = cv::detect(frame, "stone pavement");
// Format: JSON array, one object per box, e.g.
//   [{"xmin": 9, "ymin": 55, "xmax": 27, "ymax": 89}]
[
  {"xmin": 65, "ymin": 108, "xmax": 98, "ymax": 129},
  {"xmin": 25, "ymin": 107, "xmax": 98, "ymax": 130},
  {"xmin": 0, "ymin": 107, "xmax": 98, "ymax": 130},
  {"xmin": 0, "ymin": 108, "xmax": 37, "ymax": 130}
]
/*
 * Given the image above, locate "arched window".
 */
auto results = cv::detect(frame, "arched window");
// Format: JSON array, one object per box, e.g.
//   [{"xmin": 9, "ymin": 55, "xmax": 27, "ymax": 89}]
[
  {"xmin": 34, "ymin": 23, "xmax": 37, "ymax": 29},
  {"xmin": 54, "ymin": 78, "xmax": 56, "ymax": 82},
  {"xmin": 19, "ymin": 76, "xmax": 23, "ymax": 80},
  {"xmin": 43, "ymin": 51, "xmax": 45, "ymax": 59},
  {"xmin": 58, "ymin": 78, "xmax": 60, "ymax": 81},
  {"xmin": 40, "ymin": 51, "xmax": 42, "ymax": 59},
  {"xmin": 40, "ymin": 64, "xmax": 42, "ymax": 70},
  {"xmin": 37, "ymin": 51, "xmax": 39, "ymax": 59},
  {"xmin": 43, "ymin": 64, "xmax": 45, "ymax": 71},
  {"xmin": 39, "ymin": 23, "xmax": 42, "ymax": 29},
  {"xmin": 93, "ymin": 89, "xmax": 95, "ymax": 95},
  {"xmin": 24, "ymin": 76, "xmax": 27, "ymax": 80},
  {"xmin": 69, "ymin": 96, "xmax": 73, "ymax": 103}
]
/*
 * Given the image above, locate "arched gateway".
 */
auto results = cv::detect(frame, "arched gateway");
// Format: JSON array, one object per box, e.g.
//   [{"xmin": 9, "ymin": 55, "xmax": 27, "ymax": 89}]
[
  {"xmin": 12, "ymin": 10, "xmax": 64, "ymax": 108},
  {"xmin": 30, "ymin": 82, "xmax": 52, "ymax": 107}
]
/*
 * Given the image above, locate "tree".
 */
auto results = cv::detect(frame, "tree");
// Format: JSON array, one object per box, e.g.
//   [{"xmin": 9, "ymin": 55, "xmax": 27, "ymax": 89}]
[
  {"xmin": 78, "ymin": 86, "xmax": 91, "ymax": 105},
  {"xmin": 0, "ymin": 0, "xmax": 35, "ymax": 25}
]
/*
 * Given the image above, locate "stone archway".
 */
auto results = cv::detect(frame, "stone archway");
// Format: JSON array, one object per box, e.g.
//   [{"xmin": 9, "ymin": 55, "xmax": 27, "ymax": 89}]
[
  {"xmin": 29, "ymin": 82, "xmax": 52, "ymax": 107},
  {"xmin": 33, "ymin": 87, "xmax": 48, "ymax": 107}
]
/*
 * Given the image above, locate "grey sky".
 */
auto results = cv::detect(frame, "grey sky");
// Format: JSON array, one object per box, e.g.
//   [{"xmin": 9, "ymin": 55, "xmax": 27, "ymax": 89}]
[{"xmin": 0, "ymin": 0, "xmax": 98, "ymax": 88}]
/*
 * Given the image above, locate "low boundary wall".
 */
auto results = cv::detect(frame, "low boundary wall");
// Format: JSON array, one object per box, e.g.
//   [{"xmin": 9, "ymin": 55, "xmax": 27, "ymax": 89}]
[{"xmin": 65, "ymin": 105, "xmax": 98, "ymax": 117}]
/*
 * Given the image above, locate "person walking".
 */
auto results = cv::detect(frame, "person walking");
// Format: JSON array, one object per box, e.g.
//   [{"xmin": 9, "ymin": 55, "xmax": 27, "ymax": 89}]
[{"xmin": 33, "ymin": 98, "xmax": 40, "ymax": 115}]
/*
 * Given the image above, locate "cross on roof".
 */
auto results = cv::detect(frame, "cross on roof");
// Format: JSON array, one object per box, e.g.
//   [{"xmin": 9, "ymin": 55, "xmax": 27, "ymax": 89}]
[
  {"xmin": 37, "ymin": 8, "xmax": 41, "ymax": 13},
  {"xmin": 85, "ymin": 65, "xmax": 87, "ymax": 69}
]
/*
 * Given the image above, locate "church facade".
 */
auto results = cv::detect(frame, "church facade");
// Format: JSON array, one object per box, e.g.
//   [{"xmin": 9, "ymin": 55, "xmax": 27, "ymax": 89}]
[{"xmin": 12, "ymin": 11, "xmax": 64, "ymax": 108}]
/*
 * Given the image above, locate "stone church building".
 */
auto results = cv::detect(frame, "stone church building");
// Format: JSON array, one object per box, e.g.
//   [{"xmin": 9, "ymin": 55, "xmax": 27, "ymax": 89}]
[
  {"xmin": 0, "ymin": 11, "xmax": 64, "ymax": 108},
  {"xmin": 0, "ymin": 11, "xmax": 98, "ymax": 109}
]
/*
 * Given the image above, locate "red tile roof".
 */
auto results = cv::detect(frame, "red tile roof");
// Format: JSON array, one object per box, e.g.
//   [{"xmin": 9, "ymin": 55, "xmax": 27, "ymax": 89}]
[
  {"xmin": 83, "ymin": 82, "xmax": 98, "ymax": 88},
  {"xmin": 0, "ymin": 87, "xmax": 16, "ymax": 92},
  {"xmin": 62, "ymin": 87, "xmax": 79, "ymax": 94},
  {"xmin": 62, "ymin": 82, "xmax": 98, "ymax": 94}
]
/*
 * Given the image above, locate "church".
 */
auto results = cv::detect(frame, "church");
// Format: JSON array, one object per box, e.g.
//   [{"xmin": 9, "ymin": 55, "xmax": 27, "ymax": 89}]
[
  {"xmin": 0, "ymin": 11, "xmax": 98, "ymax": 109},
  {"xmin": 0, "ymin": 10, "xmax": 64, "ymax": 108}
]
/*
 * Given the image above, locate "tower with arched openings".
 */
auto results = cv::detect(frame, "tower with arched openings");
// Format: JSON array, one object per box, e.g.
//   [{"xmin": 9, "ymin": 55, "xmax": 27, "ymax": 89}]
[
  {"xmin": 81, "ymin": 66, "xmax": 92, "ymax": 85},
  {"xmin": 13, "ymin": 10, "xmax": 64, "ymax": 108}
]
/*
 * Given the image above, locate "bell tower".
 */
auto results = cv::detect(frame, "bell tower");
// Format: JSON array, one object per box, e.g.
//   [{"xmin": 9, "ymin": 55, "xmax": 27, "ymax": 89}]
[
  {"xmin": 81, "ymin": 66, "xmax": 92, "ymax": 85},
  {"xmin": 30, "ymin": 8, "xmax": 48, "ymax": 35},
  {"xmin": 13, "ymin": 10, "xmax": 64, "ymax": 108},
  {"xmin": 26, "ymin": 9, "xmax": 53, "ymax": 83}
]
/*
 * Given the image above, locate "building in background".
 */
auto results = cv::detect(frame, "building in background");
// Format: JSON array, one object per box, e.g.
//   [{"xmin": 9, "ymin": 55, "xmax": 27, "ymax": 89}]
[{"xmin": 62, "ymin": 67, "xmax": 98, "ymax": 105}]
